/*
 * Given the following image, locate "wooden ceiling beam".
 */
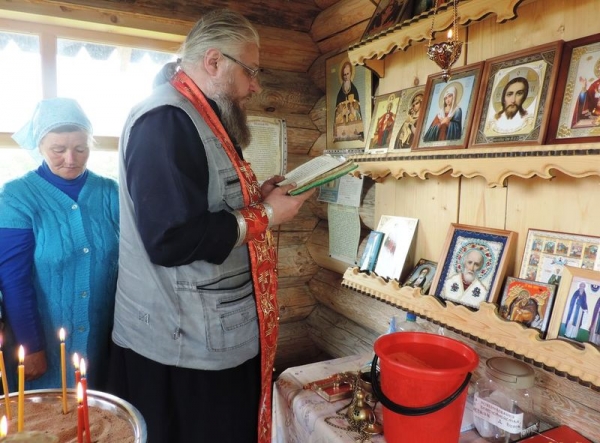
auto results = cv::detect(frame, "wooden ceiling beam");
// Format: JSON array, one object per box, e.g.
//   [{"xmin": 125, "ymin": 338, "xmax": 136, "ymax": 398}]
[
  {"xmin": 0, "ymin": 0, "xmax": 321, "ymax": 72},
  {"xmin": 310, "ymin": 0, "xmax": 373, "ymax": 44},
  {"xmin": 45, "ymin": 0, "xmax": 322, "ymax": 33}
]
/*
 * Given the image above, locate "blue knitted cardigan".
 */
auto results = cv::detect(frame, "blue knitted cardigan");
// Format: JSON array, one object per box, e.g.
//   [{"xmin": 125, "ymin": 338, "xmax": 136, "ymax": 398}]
[{"xmin": 0, "ymin": 170, "xmax": 119, "ymax": 391}]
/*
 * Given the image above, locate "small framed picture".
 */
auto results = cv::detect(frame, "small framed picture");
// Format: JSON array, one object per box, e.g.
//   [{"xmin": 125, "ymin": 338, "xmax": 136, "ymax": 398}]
[
  {"xmin": 359, "ymin": 231, "xmax": 385, "ymax": 272},
  {"xmin": 402, "ymin": 258, "xmax": 437, "ymax": 295},
  {"xmin": 430, "ymin": 223, "xmax": 517, "ymax": 309},
  {"xmin": 546, "ymin": 266, "xmax": 600, "ymax": 347},
  {"xmin": 388, "ymin": 85, "xmax": 426, "ymax": 151},
  {"xmin": 498, "ymin": 277, "xmax": 557, "ymax": 337},
  {"xmin": 326, "ymin": 52, "xmax": 373, "ymax": 150},
  {"xmin": 547, "ymin": 33, "xmax": 600, "ymax": 144},
  {"xmin": 469, "ymin": 41, "xmax": 563, "ymax": 148},
  {"xmin": 365, "ymin": 91, "xmax": 402, "ymax": 154},
  {"xmin": 361, "ymin": 0, "xmax": 413, "ymax": 42},
  {"xmin": 518, "ymin": 229, "xmax": 600, "ymax": 283},
  {"xmin": 413, "ymin": 62, "xmax": 484, "ymax": 151},
  {"xmin": 373, "ymin": 215, "xmax": 419, "ymax": 281}
]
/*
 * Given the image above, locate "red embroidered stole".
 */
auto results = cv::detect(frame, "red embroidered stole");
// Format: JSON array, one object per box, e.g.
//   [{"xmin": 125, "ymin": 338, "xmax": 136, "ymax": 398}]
[{"xmin": 171, "ymin": 70, "xmax": 279, "ymax": 443}]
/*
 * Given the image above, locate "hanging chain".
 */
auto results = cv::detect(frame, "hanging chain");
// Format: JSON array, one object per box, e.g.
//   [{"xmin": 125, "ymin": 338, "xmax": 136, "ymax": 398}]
[
  {"xmin": 323, "ymin": 374, "xmax": 375, "ymax": 443},
  {"xmin": 429, "ymin": 0, "xmax": 460, "ymax": 44},
  {"xmin": 452, "ymin": 0, "xmax": 459, "ymax": 42},
  {"xmin": 428, "ymin": 0, "xmax": 442, "ymax": 43}
]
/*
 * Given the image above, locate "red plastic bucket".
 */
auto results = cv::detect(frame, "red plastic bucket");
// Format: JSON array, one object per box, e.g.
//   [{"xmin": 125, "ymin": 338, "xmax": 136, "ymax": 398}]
[{"xmin": 371, "ymin": 332, "xmax": 479, "ymax": 443}]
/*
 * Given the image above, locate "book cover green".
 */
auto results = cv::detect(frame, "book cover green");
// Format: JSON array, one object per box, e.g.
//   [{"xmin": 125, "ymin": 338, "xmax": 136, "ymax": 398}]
[
  {"xmin": 288, "ymin": 162, "xmax": 358, "ymax": 195},
  {"xmin": 277, "ymin": 155, "xmax": 358, "ymax": 196}
]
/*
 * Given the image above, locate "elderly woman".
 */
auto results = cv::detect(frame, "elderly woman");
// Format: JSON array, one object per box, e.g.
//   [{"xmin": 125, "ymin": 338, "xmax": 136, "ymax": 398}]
[{"xmin": 0, "ymin": 98, "xmax": 119, "ymax": 391}]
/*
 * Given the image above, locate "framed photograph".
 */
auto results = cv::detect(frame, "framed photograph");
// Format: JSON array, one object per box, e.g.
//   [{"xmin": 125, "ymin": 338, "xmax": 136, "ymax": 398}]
[
  {"xmin": 547, "ymin": 33, "xmax": 600, "ymax": 144},
  {"xmin": 373, "ymin": 215, "xmax": 419, "ymax": 281},
  {"xmin": 365, "ymin": 91, "xmax": 402, "ymax": 153},
  {"xmin": 469, "ymin": 41, "xmax": 563, "ymax": 148},
  {"xmin": 518, "ymin": 229, "xmax": 600, "ymax": 284},
  {"xmin": 430, "ymin": 223, "xmax": 517, "ymax": 309},
  {"xmin": 359, "ymin": 230, "xmax": 385, "ymax": 272},
  {"xmin": 402, "ymin": 258, "xmax": 437, "ymax": 295},
  {"xmin": 498, "ymin": 276, "xmax": 557, "ymax": 337},
  {"xmin": 388, "ymin": 85, "xmax": 426, "ymax": 151},
  {"xmin": 361, "ymin": 0, "xmax": 413, "ymax": 42},
  {"xmin": 546, "ymin": 266, "xmax": 600, "ymax": 346},
  {"xmin": 413, "ymin": 62, "xmax": 484, "ymax": 151},
  {"xmin": 326, "ymin": 52, "xmax": 373, "ymax": 150}
]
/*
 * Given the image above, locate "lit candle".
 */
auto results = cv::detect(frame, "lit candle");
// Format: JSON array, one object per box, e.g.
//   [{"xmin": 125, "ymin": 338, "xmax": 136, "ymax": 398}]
[
  {"xmin": 76, "ymin": 382, "xmax": 84, "ymax": 443},
  {"xmin": 0, "ymin": 414, "xmax": 7, "ymax": 437},
  {"xmin": 72, "ymin": 353, "xmax": 81, "ymax": 387},
  {"xmin": 17, "ymin": 346, "xmax": 24, "ymax": 432},
  {"xmin": 59, "ymin": 329, "xmax": 67, "ymax": 414},
  {"xmin": 80, "ymin": 359, "xmax": 91, "ymax": 443},
  {"xmin": 0, "ymin": 337, "xmax": 11, "ymax": 420}
]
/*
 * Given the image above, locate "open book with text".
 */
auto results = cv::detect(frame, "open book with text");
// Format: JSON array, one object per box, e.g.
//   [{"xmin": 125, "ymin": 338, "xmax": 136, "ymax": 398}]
[{"xmin": 276, "ymin": 155, "xmax": 358, "ymax": 196}]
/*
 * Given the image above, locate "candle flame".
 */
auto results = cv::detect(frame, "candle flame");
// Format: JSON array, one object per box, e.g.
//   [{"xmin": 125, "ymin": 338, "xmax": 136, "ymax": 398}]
[
  {"xmin": 0, "ymin": 415, "xmax": 6, "ymax": 437},
  {"xmin": 73, "ymin": 353, "xmax": 80, "ymax": 369},
  {"xmin": 18, "ymin": 345, "xmax": 24, "ymax": 364},
  {"xmin": 59, "ymin": 328, "xmax": 66, "ymax": 342},
  {"xmin": 77, "ymin": 382, "xmax": 83, "ymax": 403},
  {"xmin": 80, "ymin": 358, "xmax": 86, "ymax": 378},
  {"xmin": 447, "ymin": 29, "xmax": 453, "ymax": 39}
]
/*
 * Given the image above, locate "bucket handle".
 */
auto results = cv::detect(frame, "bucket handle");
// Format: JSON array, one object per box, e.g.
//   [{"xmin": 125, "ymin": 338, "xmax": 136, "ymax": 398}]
[{"xmin": 370, "ymin": 354, "xmax": 472, "ymax": 416}]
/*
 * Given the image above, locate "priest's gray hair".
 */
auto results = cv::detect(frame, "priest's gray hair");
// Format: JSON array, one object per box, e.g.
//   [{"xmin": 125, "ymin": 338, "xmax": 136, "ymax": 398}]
[{"xmin": 179, "ymin": 9, "xmax": 260, "ymax": 70}]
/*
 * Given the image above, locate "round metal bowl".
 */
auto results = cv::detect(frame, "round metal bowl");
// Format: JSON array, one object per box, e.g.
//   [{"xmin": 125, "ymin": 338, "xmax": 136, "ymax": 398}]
[{"xmin": 5, "ymin": 389, "xmax": 146, "ymax": 443}]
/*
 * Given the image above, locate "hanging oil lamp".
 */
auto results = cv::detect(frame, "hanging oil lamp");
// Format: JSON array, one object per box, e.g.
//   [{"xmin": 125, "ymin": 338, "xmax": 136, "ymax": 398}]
[{"xmin": 426, "ymin": 0, "xmax": 463, "ymax": 82}]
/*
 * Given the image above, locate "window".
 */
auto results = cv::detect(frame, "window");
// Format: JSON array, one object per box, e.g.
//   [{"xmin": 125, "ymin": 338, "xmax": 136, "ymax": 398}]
[
  {"xmin": 0, "ymin": 22, "xmax": 178, "ymax": 186},
  {"xmin": 0, "ymin": 31, "xmax": 43, "ymax": 134},
  {"xmin": 56, "ymin": 39, "xmax": 175, "ymax": 137}
]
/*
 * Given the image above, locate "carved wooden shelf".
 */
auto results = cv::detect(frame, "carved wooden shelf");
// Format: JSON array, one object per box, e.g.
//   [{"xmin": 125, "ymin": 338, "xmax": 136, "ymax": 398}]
[
  {"xmin": 342, "ymin": 267, "xmax": 600, "ymax": 387},
  {"xmin": 348, "ymin": 0, "xmax": 537, "ymax": 73},
  {"xmin": 350, "ymin": 144, "xmax": 600, "ymax": 187}
]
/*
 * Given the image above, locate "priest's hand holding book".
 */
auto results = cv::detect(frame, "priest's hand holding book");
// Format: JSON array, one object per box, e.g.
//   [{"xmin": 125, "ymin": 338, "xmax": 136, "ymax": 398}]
[
  {"xmin": 262, "ymin": 175, "xmax": 316, "ymax": 226},
  {"xmin": 275, "ymin": 155, "xmax": 358, "ymax": 196}
]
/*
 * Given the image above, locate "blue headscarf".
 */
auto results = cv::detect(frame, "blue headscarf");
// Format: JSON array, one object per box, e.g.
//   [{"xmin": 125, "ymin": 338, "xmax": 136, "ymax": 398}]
[{"xmin": 12, "ymin": 98, "xmax": 93, "ymax": 150}]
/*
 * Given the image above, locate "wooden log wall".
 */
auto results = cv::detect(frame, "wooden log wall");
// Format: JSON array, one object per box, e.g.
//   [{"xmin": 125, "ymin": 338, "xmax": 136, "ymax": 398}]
[
  {"xmin": 5, "ymin": 0, "xmax": 600, "ymax": 438},
  {"xmin": 308, "ymin": 269, "xmax": 600, "ymax": 440},
  {"xmin": 302, "ymin": 0, "xmax": 600, "ymax": 440},
  {"xmin": 0, "ymin": 0, "xmax": 375, "ymax": 370}
]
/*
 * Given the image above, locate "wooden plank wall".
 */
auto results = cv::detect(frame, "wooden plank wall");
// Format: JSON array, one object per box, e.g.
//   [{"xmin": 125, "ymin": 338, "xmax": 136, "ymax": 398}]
[
  {"xmin": 304, "ymin": 0, "xmax": 600, "ymax": 440},
  {"xmin": 3, "ymin": 0, "xmax": 599, "ymax": 437}
]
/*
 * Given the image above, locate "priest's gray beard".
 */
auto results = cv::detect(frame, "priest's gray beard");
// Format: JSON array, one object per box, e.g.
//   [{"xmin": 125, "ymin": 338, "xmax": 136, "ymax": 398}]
[{"xmin": 213, "ymin": 80, "xmax": 252, "ymax": 148}]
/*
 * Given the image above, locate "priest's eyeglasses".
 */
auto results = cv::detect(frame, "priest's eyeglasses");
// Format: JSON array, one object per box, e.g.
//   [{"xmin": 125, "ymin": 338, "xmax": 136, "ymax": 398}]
[{"xmin": 222, "ymin": 53, "xmax": 260, "ymax": 79}]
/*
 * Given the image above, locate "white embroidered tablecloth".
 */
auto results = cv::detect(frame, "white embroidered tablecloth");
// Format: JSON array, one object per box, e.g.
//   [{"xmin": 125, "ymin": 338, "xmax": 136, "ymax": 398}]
[{"xmin": 271, "ymin": 354, "xmax": 488, "ymax": 443}]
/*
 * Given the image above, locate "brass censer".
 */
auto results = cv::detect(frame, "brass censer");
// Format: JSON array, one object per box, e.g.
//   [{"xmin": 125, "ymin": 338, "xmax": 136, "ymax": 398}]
[{"xmin": 342, "ymin": 368, "xmax": 383, "ymax": 437}]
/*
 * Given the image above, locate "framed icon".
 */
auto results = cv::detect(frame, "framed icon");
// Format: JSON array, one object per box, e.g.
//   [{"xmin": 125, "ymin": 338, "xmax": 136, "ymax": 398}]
[
  {"xmin": 469, "ymin": 41, "xmax": 563, "ymax": 148},
  {"xmin": 388, "ymin": 85, "xmax": 426, "ymax": 151},
  {"xmin": 546, "ymin": 266, "xmax": 600, "ymax": 347},
  {"xmin": 326, "ymin": 52, "xmax": 373, "ymax": 150},
  {"xmin": 498, "ymin": 276, "xmax": 557, "ymax": 338},
  {"xmin": 413, "ymin": 62, "xmax": 484, "ymax": 151},
  {"xmin": 430, "ymin": 223, "xmax": 517, "ymax": 309},
  {"xmin": 402, "ymin": 258, "xmax": 437, "ymax": 295},
  {"xmin": 365, "ymin": 91, "xmax": 402, "ymax": 154},
  {"xmin": 361, "ymin": 0, "xmax": 414, "ymax": 42},
  {"xmin": 518, "ymin": 229, "xmax": 600, "ymax": 283},
  {"xmin": 547, "ymin": 33, "xmax": 600, "ymax": 144}
]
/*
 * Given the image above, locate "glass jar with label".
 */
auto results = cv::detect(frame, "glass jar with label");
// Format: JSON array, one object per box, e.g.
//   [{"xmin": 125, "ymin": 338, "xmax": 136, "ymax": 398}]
[{"xmin": 473, "ymin": 357, "xmax": 539, "ymax": 442}]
